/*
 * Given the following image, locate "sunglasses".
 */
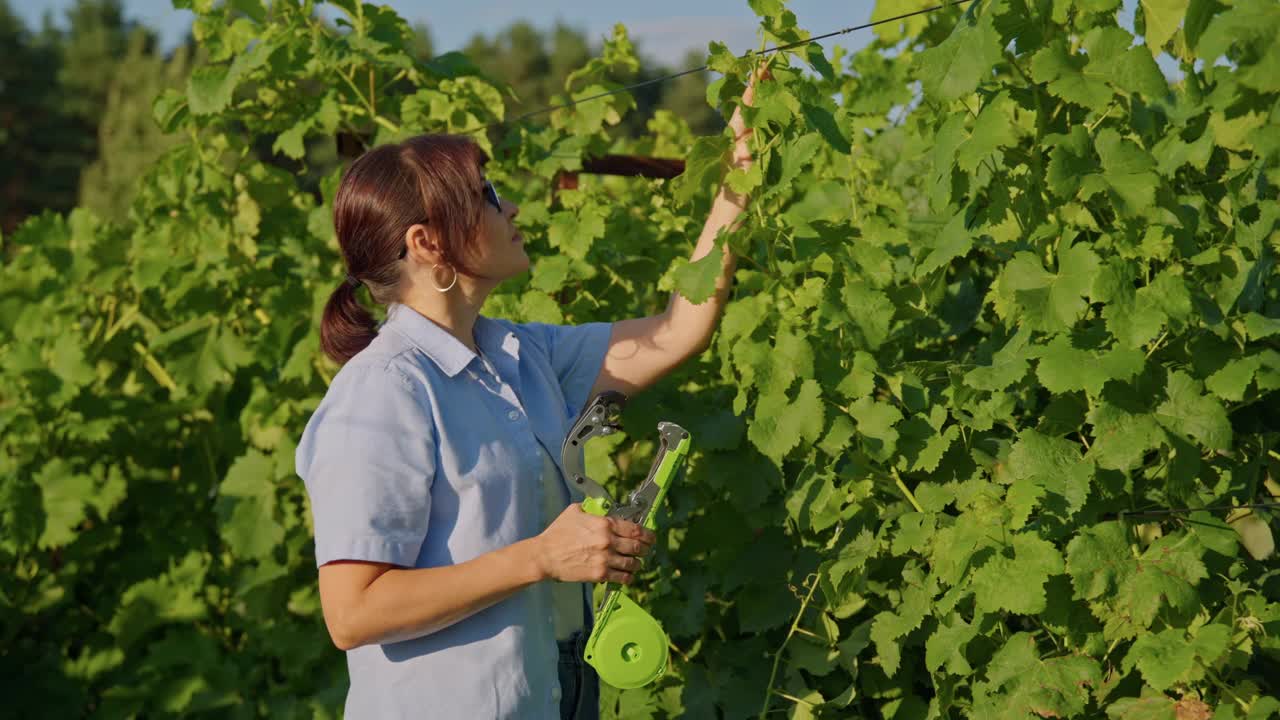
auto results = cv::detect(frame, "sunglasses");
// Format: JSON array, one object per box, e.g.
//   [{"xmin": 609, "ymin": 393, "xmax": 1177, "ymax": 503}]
[
  {"xmin": 480, "ymin": 178, "xmax": 502, "ymax": 212},
  {"xmin": 399, "ymin": 179, "xmax": 504, "ymax": 260}
]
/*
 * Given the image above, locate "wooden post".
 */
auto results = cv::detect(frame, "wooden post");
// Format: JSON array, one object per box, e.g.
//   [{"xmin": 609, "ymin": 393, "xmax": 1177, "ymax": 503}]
[
  {"xmin": 551, "ymin": 154, "xmax": 685, "ymax": 202},
  {"xmin": 336, "ymin": 134, "xmax": 687, "ymax": 197}
]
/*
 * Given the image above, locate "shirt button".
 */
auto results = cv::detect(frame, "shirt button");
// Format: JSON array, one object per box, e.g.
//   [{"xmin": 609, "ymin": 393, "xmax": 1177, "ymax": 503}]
[
  {"xmin": 507, "ymin": 409, "xmax": 520, "ymax": 421},
  {"xmin": 551, "ymin": 687, "xmax": 562, "ymax": 702}
]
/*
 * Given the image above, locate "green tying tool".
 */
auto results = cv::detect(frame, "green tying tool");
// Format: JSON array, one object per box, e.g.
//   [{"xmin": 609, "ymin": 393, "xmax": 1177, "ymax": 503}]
[{"xmin": 560, "ymin": 391, "xmax": 691, "ymax": 689}]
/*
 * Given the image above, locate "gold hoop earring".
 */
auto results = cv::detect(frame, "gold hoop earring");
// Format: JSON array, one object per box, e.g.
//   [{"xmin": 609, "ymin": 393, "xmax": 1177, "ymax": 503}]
[{"xmin": 432, "ymin": 263, "xmax": 458, "ymax": 292}]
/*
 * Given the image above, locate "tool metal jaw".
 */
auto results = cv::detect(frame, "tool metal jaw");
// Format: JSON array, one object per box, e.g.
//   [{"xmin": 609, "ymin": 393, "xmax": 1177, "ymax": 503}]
[
  {"xmin": 559, "ymin": 392, "xmax": 692, "ymax": 689},
  {"xmin": 560, "ymin": 390, "xmax": 627, "ymax": 516}
]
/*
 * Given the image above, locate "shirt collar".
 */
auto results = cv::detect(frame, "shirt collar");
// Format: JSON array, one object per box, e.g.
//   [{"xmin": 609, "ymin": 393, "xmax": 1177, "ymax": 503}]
[{"xmin": 381, "ymin": 303, "xmax": 514, "ymax": 378}]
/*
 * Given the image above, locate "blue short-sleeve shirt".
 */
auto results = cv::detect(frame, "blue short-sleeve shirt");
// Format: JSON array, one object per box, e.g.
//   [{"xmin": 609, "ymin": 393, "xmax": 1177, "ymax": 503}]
[{"xmin": 295, "ymin": 302, "xmax": 613, "ymax": 719}]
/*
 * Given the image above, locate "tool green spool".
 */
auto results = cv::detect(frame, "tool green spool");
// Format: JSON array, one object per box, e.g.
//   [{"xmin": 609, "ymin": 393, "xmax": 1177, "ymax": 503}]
[{"xmin": 583, "ymin": 591, "xmax": 668, "ymax": 689}]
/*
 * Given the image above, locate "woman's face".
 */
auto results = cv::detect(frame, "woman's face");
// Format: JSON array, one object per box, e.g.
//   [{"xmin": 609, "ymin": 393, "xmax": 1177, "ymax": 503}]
[{"xmin": 470, "ymin": 176, "xmax": 528, "ymax": 282}]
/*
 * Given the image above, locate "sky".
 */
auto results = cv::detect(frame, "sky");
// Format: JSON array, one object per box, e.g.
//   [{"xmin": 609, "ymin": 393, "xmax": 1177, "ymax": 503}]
[{"xmin": 16, "ymin": 0, "xmax": 881, "ymax": 66}]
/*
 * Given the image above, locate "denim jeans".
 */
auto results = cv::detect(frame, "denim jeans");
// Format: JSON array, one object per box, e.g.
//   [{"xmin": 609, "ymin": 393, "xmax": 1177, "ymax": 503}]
[{"xmin": 557, "ymin": 627, "xmax": 599, "ymax": 720}]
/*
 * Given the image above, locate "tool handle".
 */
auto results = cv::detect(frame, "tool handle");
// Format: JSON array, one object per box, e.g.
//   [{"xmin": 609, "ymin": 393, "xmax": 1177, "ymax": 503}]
[
  {"xmin": 582, "ymin": 496, "xmax": 612, "ymax": 516},
  {"xmin": 640, "ymin": 423, "xmax": 691, "ymax": 531}
]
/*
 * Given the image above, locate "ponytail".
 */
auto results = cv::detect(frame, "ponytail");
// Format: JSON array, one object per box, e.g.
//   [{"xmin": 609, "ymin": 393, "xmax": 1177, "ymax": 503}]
[
  {"xmin": 320, "ymin": 279, "xmax": 379, "ymax": 365},
  {"xmin": 321, "ymin": 133, "xmax": 487, "ymax": 366}
]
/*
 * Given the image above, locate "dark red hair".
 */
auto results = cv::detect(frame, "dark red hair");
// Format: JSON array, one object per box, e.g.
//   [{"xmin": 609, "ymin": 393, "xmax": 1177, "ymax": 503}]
[{"xmin": 320, "ymin": 134, "xmax": 489, "ymax": 365}]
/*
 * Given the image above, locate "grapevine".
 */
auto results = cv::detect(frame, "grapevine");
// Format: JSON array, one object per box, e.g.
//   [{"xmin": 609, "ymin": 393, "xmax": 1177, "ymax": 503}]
[{"xmin": 0, "ymin": 0, "xmax": 1277, "ymax": 718}]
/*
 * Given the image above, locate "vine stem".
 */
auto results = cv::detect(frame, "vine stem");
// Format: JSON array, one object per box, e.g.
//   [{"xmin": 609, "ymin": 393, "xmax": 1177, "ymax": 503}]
[
  {"xmin": 1086, "ymin": 100, "xmax": 1117, "ymax": 134},
  {"xmin": 891, "ymin": 467, "xmax": 925, "ymax": 513},
  {"xmin": 770, "ymin": 690, "xmax": 817, "ymax": 707},
  {"xmin": 1028, "ymin": 614, "xmax": 1063, "ymax": 653},
  {"xmin": 758, "ymin": 573, "xmax": 822, "ymax": 719},
  {"xmin": 202, "ymin": 435, "xmax": 218, "ymax": 500},
  {"xmin": 1203, "ymin": 664, "xmax": 1251, "ymax": 712},
  {"xmin": 1003, "ymin": 50, "xmax": 1034, "ymax": 87},
  {"xmin": 338, "ymin": 68, "xmax": 400, "ymax": 134},
  {"xmin": 133, "ymin": 342, "xmax": 178, "ymax": 393},
  {"xmin": 668, "ymin": 639, "xmax": 691, "ymax": 664},
  {"xmin": 103, "ymin": 304, "xmax": 139, "ymax": 343},
  {"xmin": 1145, "ymin": 329, "xmax": 1169, "ymax": 359},
  {"xmin": 793, "ymin": 626, "xmax": 824, "ymax": 641}
]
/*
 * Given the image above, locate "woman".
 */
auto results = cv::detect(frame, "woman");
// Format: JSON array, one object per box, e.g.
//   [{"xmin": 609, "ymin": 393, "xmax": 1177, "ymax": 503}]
[{"xmin": 294, "ymin": 74, "xmax": 760, "ymax": 719}]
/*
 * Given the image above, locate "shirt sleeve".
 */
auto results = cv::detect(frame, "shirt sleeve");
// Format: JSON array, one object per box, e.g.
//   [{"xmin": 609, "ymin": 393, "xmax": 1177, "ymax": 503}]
[
  {"xmin": 295, "ymin": 361, "xmax": 436, "ymax": 568},
  {"xmin": 524, "ymin": 320, "xmax": 613, "ymax": 418}
]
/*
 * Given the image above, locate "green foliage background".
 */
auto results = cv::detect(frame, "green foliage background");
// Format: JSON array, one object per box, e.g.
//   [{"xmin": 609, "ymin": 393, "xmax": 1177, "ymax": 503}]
[{"xmin": 1, "ymin": 0, "xmax": 1279, "ymax": 718}]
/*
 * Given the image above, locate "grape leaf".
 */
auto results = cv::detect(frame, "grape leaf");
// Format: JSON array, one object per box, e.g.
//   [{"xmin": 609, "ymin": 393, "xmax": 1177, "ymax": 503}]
[
  {"xmin": 956, "ymin": 92, "xmax": 1020, "ymax": 173},
  {"xmin": 670, "ymin": 242, "xmax": 724, "ymax": 305},
  {"xmin": 1087, "ymin": 403, "xmax": 1166, "ymax": 470},
  {"xmin": 1196, "ymin": 0, "xmax": 1280, "ymax": 66},
  {"xmin": 992, "ymin": 241, "xmax": 1100, "ymax": 333},
  {"xmin": 530, "ymin": 254, "xmax": 572, "ymax": 292},
  {"xmin": 1243, "ymin": 313, "xmax": 1280, "ymax": 341},
  {"xmin": 1123, "ymin": 624, "xmax": 1231, "ymax": 691},
  {"xmin": 898, "ymin": 419, "xmax": 960, "ymax": 474},
  {"xmin": 747, "ymin": 379, "xmax": 824, "ymax": 466},
  {"xmin": 1037, "ymin": 336, "xmax": 1144, "ymax": 395},
  {"xmin": 49, "ymin": 333, "xmax": 96, "ymax": 388},
  {"xmin": 1004, "ymin": 429, "xmax": 1093, "ymax": 519},
  {"xmin": 220, "ymin": 495, "xmax": 284, "ymax": 560},
  {"xmin": 547, "ymin": 206, "xmax": 606, "ymax": 260},
  {"xmin": 1141, "ymin": 0, "xmax": 1191, "ymax": 55},
  {"xmin": 34, "ymin": 459, "xmax": 94, "ymax": 548},
  {"xmin": 1031, "ymin": 39, "xmax": 1113, "ymax": 110},
  {"xmin": 108, "ymin": 552, "xmax": 209, "ymax": 649},
  {"xmin": 966, "ymin": 327, "xmax": 1035, "ymax": 391},
  {"xmin": 917, "ymin": 210, "xmax": 973, "ymax": 277},
  {"xmin": 1109, "ymin": 533, "xmax": 1209, "ymax": 636},
  {"xmin": 850, "ymin": 397, "xmax": 903, "ymax": 462},
  {"xmin": 186, "ymin": 41, "xmax": 273, "ymax": 115},
  {"xmin": 1154, "ymin": 371, "xmax": 1233, "ymax": 450},
  {"xmin": 825, "ymin": 529, "xmax": 879, "ymax": 593},
  {"xmin": 1092, "ymin": 128, "xmax": 1161, "ymax": 216},
  {"xmin": 1083, "ymin": 27, "xmax": 1169, "ymax": 98},
  {"xmin": 930, "ymin": 512, "xmax": 1001, "ymax": 588},
  {"xmin": 916, "ymin": 2, "xmax": 1003, "ymax": 102},
  {"xmin": 1045, "ymin": 126, "xmax": 1098, "ymax": 198},
  {"xmin": 1205, "ymin": 355, "xmax": 1261, "ymax": 401},
  {"xmin": 1066, "ymin": 522, "xmax": 1132, "ymax": 600},
  {"xmin": 972, "ymin": 533, "xmax": 1065, "ymax": 615},
  {"xmin": 925, "ymin": 616, "xmax": 978, "ymax": 675},
  {"xmin": 841, "ymin": 280, "xmax": 895, "ymax": 350},
  {"xmin": 1105, "ymin": 696, "xmax": 1179, "ymax": 720},
  {"xmin": 973, "ymin": 633, "xmax": 1102, "ymax": 719},
  {"xmin": 871, "ymin": 567, "xmax": 934, "ymax": 676},
  {"xmin": 891, "ymin": 512, "xmax": 937, "ymax": 556}
]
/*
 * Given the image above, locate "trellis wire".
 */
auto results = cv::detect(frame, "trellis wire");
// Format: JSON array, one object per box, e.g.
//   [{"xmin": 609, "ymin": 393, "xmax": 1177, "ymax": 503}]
[{"xmin": 460, "ymin": 0, "xmax": 976, "ymax": 136}]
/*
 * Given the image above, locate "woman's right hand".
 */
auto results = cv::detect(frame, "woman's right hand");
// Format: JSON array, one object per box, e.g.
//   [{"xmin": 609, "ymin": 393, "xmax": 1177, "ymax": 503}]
[{"xmin": 533, "ymin": 504, "xmax": 657, "ymax": 585}]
